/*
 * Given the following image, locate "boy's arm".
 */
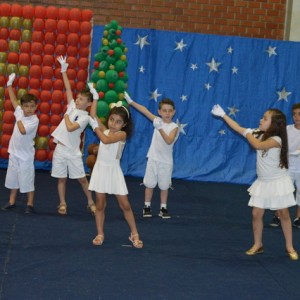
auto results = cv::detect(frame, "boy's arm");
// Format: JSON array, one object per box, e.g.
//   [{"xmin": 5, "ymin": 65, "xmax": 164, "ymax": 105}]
[
  {"xmin": 7, "ymin": 73, "xmax": 18, "ymax": 109},
  {"xmin": 157, "ymin": 127, "xmax": 179, "ymax": 145},
  {"xmin": 57, "ymin": 56, "xmax": 73, "ymax": 103},
  {"xmin": 64, "ymin": 114, "xmax": 80, "ymax": 132},
  {"xmin": 124, "ymin": 92, "xmax": 156, "ymax": 121}
]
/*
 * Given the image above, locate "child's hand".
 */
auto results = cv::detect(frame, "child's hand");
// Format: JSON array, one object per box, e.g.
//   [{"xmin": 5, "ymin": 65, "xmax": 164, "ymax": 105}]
[
  {"xmin": 124, "ymin": 92, "xmax": 133, "ymax": 104},
  {"xmin": 153, "ymin": 117, "xmax": 163, "ymax": 130},
  {"xmin": 7, "ymin": 73, "xmax": 16, "ymax": 87},
  {"xmin": 89, "ymin": 116, "xmax": 99, "ymax": 131},
  {"xmin": 64, "ymin": 104, "xmax": 74, "ymax": 116},
  {"xmin": 57, "ymin": 55, "xmax": 69, "ymax": 73},
  {"xmin": 14, "ymin": 106, "xmax": 23, "ymax": 121},
  {"xmin": 211, "ymin": 104, "xmax": 225, "ymax": 117},
  {"xmin": 242, "ymin": 128, "xmax": 253, "ymax": 137},
  {"xmin": 88, "ymin": 82, "xmax": 99, "ymax": 100}
]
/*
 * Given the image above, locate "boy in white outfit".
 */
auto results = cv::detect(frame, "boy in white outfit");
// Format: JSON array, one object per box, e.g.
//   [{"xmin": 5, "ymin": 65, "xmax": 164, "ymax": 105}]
[
  {"xmin": 51, "ymin": 56, "xmax": 96, "ymax": 215},
  {"xmin": 124, "ymin": 92, "xmax": 178, "ymax": 218},
  {"xmin": 1, "ymin": 73, "xmax": 39, "ymax": 214}
]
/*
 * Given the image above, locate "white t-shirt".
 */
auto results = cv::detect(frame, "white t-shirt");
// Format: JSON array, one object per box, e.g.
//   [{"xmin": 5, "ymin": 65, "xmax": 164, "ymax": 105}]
[
  {"xmin": 8, "ymin": 106, "xmax": 39, "ymax": 161},
  {"xmin": 147, "ymin": 120, "xmax": 178, "ymax": 165},
  {"xmin": 52, "ymin": 100, "xmax": 89, "ymax": 151},
  {"xmin": 287, "ymin": 124, "xmax": 300, "ymax": 173}
]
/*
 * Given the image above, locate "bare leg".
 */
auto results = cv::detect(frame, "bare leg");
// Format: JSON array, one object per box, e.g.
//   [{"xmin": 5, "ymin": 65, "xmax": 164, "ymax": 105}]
[
  {"xmin": 296, "ymin": 205, "xmax": 300, "ymax": 218},
  {"xmin": 77, "ymin": 176, "xmax": 94, "ymax": 206},
  {"xmin": 26, "ymin": 191, "xmax": 34, "ymax": 207},
  {"xmin": 57, "ymin": 177, "xmax": 67, "ymax": 206},
  {"xmin": 94, "ymin": 193, "xmax": 106, "ymax": 236},
  {"xmin": 9, "ymin": 189, "xmax": 18, "ymax": 205},
  {"xmin": 160, "ymin": 189, "xmax": 168, "ymax": 205},
  {"xmin": 250, "ymin": 207, "xmax": 265, "ymax": 249},
  {"xmin": 145, "ymin": 187, "xmax": 153, "ymax": 204}
]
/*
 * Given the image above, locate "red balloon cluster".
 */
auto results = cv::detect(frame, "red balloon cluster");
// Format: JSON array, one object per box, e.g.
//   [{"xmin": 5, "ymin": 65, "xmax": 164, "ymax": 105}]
[{"xmin": 0, "ymin": 3, "xmax": 93, "ymax": 161}]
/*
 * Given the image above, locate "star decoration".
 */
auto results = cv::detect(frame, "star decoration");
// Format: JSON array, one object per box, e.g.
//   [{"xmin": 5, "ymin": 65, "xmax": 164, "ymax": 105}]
[
  {"xmin": 204, "ymin": 83, "xmax": 212, "ymax": 90},
  {"xmin": 277, "ymin": 87, "xmax": 292, "ymax": 102},
  {"xmin": 139, "ymin": 66, "xmax": 145, "ymax": 73},
  {"xmin": 190, "ymin": 63, "xmax": 198, "ymax": 71},
  {"xmin": 218, "ymin": 129, "xmax": 226, "ymax": 135},
  {"xmin": 228, "ymin": 106, "xmax": 240, "ymax": 116},
  {"xmin": 266, "ymin": 46, "xmax": 277, "ymax": 57},
  {"xmin": 206, "ymin": 58, "xmax": 221, "ymax": 73},
  {"xmin": 176, "ymin": 119, "xmax": 187, "ymax": 135},
  {"xmin": 180, "ymin": 95, "xmax": 188, "ymax": 102},
  {"xmin": 231, "ymin": 66, "xmax": 238, "ymax": 74},
  {"xmin": 135, "ymin": 35, "xmax": 150, "ymax": 50},
  {"xmin": 227, "ymin": 47, "xmax": 233, "ymax": 54},
  {"xmin": 150, "ymin": 88, "xmax": 162, "ymax": 102},
  {"xmin": 174, "ymin": 39, "xmax": 187, "ymax": 52}
]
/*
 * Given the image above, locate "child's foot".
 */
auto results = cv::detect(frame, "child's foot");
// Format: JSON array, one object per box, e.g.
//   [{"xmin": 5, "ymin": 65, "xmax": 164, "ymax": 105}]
[
  {"xmin": 25, "ymin": 205, "xmax": 35, "ymax": 214},
  {"xmin": 286, "ymin": 249, "xmax": 298, "ymax": 260},
  {"xmin": 143, "ymin": 206, "xmax": 152, "ymax": 218},
  {"xmin": 87, "ymin": 203, "xmax": 96, "ymax": 216},
  {"xmin": 57, "ymin": 203, "xmax": 67, "ymax": 215},
  {"xmin": 269, "ymin": 215, "xmax": 280, "ymax": 227},
  {"xmin": 129, "ymin": 233, "xmax": 143, "ymax": 249},
  {"xmin": 1, "ymin": 202, "xmax": 16, "ymax": 211},
  {"xmin": 92, "ymin": 235, "xmax": 104, "ymax": 246},
  {"xmin": 293, "ymin": 217, "xmax": 300, "ymax": 228},
  {"xmin": 158, "ymin": 207, "xmax": 171, "ymax": 219},
  {"xmin": 245, "ymin": 245, "xmax": 264, "ymax": 255}
]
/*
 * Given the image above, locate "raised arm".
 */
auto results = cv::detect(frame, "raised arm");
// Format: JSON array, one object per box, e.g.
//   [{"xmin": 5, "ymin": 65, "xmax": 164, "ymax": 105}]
[
  {"xmin": 7, "ymin": 73, "xmax": 18, "ymax": 109},
  {"xmin": 57, "ymin": 56, "xmax": 73, "ymax": 103}
]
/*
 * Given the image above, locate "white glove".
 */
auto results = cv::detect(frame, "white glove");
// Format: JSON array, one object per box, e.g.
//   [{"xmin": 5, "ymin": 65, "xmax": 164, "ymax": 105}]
[
  {"xmin": 243, "ymin": 128, "xmax": 253, "ymax": 138},
  {"xmin": 89, "ymin": 116, "xmax": 99, "ymax": 131},
  {"xmin": 289, "ymin": 150, "xmax": 300, "ymax": 156},
  {"xmin": 14, "ymin": 106, "xmax": 23, "ymax": 121},
  {"xmin": 64, "ymin": 105, "xmax": 74, "ymax": 116},
  {"xmin": 88, "ymin": 82, "xmax": 99, "ymax": 101},
  {"xmin": 7, "ymin": 73, "xmax": 16, "ymax": 87},
  {"xmin": 211, "ymin": 104, "xmax": 226, "ymax": 117},
  {"xmin": 124, "ymin": 92, "xmax": 133, "ymax": 104},
  {"xmin": 57, "ymin": 55, "xmax": 69, "ymax": 73},
  {"xmin": 153, "ymin": 117, "xmax": 163, "ymax": 130}
]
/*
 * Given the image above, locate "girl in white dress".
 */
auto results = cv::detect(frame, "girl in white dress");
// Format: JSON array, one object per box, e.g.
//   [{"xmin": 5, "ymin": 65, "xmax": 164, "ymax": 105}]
[
  {"xmin": 88, "ymin": 87, "xmax": 143, "ymax": 248},
  {"xmin": 211, "ymin": 105, "xmax": 297, "ymax": 260}
]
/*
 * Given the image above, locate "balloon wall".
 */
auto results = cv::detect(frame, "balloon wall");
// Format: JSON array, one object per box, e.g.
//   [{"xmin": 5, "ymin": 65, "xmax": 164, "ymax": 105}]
[{"xmin": 0, "ymin": 4, "xmax": 93, "ymax": 162}]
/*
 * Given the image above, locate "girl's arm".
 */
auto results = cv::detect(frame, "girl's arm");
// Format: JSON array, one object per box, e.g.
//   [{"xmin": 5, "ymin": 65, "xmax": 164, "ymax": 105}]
[
  {"xmin": 94, "ymin": 127, "xmax": 126, "ymax": 144},
  {"xmin": 88, "ymin": 86, "xmax": 106, "ymax": 132},
  {"xmin": 57, "ymin": 56, "xmax": 73, "ymax": 103}
]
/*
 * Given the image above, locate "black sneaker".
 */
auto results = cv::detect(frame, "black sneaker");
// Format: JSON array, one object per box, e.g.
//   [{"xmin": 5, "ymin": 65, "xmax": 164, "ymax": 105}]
[
  {"xmin": 269, "ymin": 215, "xmax": 280, "ymax": 227},
  {"xmin": 143, "ymin": 206, "xmax": 152, "ymax": 218},
  {"xmin": 158, "ymin": 207, "xmax": 171, "ymax": 219},
  {"xmin": 24, "ymin": 205, "xmax": 35, "ymax": 214},
  {"xmin": 1, "ymin": 203, "xmax": 16, "ymax": 211},
  {"xmin": 293, "ymin": 218, "xmax": 300, "ymax": 228}
]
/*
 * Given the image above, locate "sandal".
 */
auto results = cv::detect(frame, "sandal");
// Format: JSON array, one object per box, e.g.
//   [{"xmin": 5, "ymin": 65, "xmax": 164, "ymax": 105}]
[
  {"xmin": 129, "ymin": 233, "xmax": 143, "ymax": 249},
  {"xmin": 92, "ymin": 235, "xmax": 104, "ymax": 246},
  {"xmin": 57, "ymin": 203, "xmax": 67, "ymax": 215},
  {"xmin": 87, "ymin": 203, "xmax": 96, "ymax": 216}
]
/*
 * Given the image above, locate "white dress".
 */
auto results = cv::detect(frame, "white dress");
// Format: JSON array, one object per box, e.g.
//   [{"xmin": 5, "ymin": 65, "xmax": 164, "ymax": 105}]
[
  {"xmin": 89, "ymin": 130, "xmax": 128, "ymax": 195},
  {"xmin": 248, "ymin": 136, "xmax": 296, "ymax": 210}
]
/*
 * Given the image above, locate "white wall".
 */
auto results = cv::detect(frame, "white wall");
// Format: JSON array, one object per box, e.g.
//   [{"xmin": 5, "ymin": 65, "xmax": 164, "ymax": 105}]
[{"xmin": 287, "ymin": 0, "xmax": 300, "ymax": 41}]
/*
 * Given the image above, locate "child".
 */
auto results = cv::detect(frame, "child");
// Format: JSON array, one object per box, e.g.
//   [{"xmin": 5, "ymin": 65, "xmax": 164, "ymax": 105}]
[
  {"xmin": 51, "ymin": 56, "xmax": 95, "ymax": 216},
  {"xmin": 270, "ymin": 103, "xmax": 300, "ymax": 228},
  {"xmin": 211, "ymin": 104, "xmax": 298, "ymax": 260},
  {"xmin": 88, "ymin": 90, "xmax": 143, "ymax": 248},
  {"xmin": 1, "ymin": 73, "xmax": 39, "ymax": 214},
  {"xmin": 124, "ymin": 92, "xmax": 178, "ymax": 219}
]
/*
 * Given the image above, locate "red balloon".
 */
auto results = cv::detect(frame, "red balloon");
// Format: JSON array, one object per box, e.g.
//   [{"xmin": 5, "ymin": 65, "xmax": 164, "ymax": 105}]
[
  {"xmin": 18, "ymin": 76, "xmax": 29, "ymax": 89},
  {"xmin": 38, "ymin": 125, "xmax": 49, "ymax": 137},
  {"xmin": 23, "ymin": 5, "xmax": 34, "ymax": 19},
  {"xmin": 39, "ymin": 102, "xmax": 51, "ymax": 114},
  {"xmin": 31, "ymin": 54, "xmax": 42, "ymax": 66},
  {"xmin": 69, "ymin": 80, "xmax": 76, "ymax": 90},
  {"xmin": 3, "ymin": 111, "xmax": 15, "ymax": 123},
  {"xmin": 44, "ymin": 32, "xmax": 56, "ymax": 44},
  {"xmin": 4, "ymin": 99, "xmax": 14, "ymax": 111},
  {"xmin": 33, "ymin": 18, "xmax": 45, "ymax": 31},
  {"xmin": 44, "ymin": 44, "xmax": 55, "ymax": 55},
  {"xmin": 0, "ymin": 147, "xmax": 9, "ymax": 159},
  {"xmin": 51, "ymin": 103, "xmax": 62, "ymax": 114},
  {"xmin": 20, "ymin": 41, "xmax": 31, "ymax": 53},
  {"xmin": 35, "ymin": 6, "xmax": 47, "ymax": 19},
  {"xmin": 43, "ymin": 55, "xmax": 54, "ymax": 67},
  {"xmin": 58, "ymin": 8, "xmax": 69, "ymax": 20},
  {"xmin": 42, "ymin": 66, "xmax": 54, "ymax": 79},
  {"xmin": 40, "ymin": 90, "xmax": 52, "ymax": 102},
  {"xmin": 7, "ymin": 52, "xmax": 19, "ymax": 64},
  {"xmin": 0, "ymin": 40, "xmax": 8, "ymax": 52},
  {"xmin": 69, "ymin": 8, "xmax": 81, "ymax": 21},
  {"xmin": 80, "ymin": 34, "xmax": 91, "ymax": 47},
  {"xmin": 79, "ymin": 47, "xmax": 89, "ymax": 57},
  {"xmin": 29, "ymin": 78, "xmax": 40, "ymax": 89},
  {"xmin": 41, "ymin": 79, "xmax": 52, "ymax": 90},
  {"xmin": 39, "ymin": 114, "xmax": 50, "ymax": 125},
  {"xmin": 55, "ymin": 45, "xmax": 66, "ymax": 56},
  {"xmin": 76, "ymin": 81, "xmax": 86, "ymax": 91},
  {"xmin": 50, "ymin": 114, "xmax": 62, "ymax": 126},
  {"xmin": 81, "ymin": 9, "xmax": 93, "ymax": 21},
  {"xmin": 28, "ymin": 89, "xmax": 39, "ymax": 98},
  {"xmin": 49, "ymin": 125, "xmax": 57, "ymax": 135},
  {"xmin": 32, "ymin": 31, "xmax": 44, "ymax": 42},
  {"xmin": 53, "ymin": 79, "xmax": 64, "ymax": 90},
  {"xmin": 67, "ymin": 46, "xmax": 78, "ymax": 57},
  {"xmin": 57, "ymin": 20, "xmax": 68, "ymax": 34},
  {"xmin": 0, "ymin": 3, "xmax": 11, "ymax": 17},
  {"xmin": 67, "ymin": 69, "xmax": 76, "ymax": 80},
  {"xmin": 52, "ymin": 90, "xmax": 63, "ymax": 103},
  {"xmin": 67, "ymin": 56, "xmax": 77, "ymax": 69},
  {"xmin": 0, "ymin": 28, "xmax": 9, "ymax": 39},
  {"xmin": 45, "ymin": 19, "xmax": 57, "ymax": 32},
  {"xmin": 1, "ymin": 135, "xmax": 11, "ymax": 147},
  {"xmin": 11, "ymin": 4, "xmax": 23, "ymax": 17},
  {"xmin": 29, "ymin": 65, "xmax": 42, "ymax": 78},
  {"xmin": 56, "ymin": 33, "xmax": 67, "ymax": 45},
  {"xmin": 31, "ymin": 42, "xmax": 43, "ymax": 55},
  {"xmin": 48, "ymin": 137, "xmax": 56, "ymax": 150},
  {"xmin": 78, "ymin": 57, "xmax": 89, "ymax": 69},
  {"xmin": 80, "ymin": 22, "xmax": 92, "ymax": 34},
  {"xmin": 77, "ymin": 69, "xmax": 88, "ymax": 81},
  {"xmin": 67, "ymin": 33, "xmax": 79, "ymax": 46},
  {"xmin": 54, "ymin": 68, "xmax": 62, "ymax": 80},
  {"xmin": 47, "ymin": 150, "xmax": 54, "ymax": 161},
  {"xmin": 46, "ymin": 6, "xmax": 58, "ymax": 19},
  {"xmin": 9, "ymin": 29, "xmax": 21, "ymax": 41},
  {"xmin": 19, "ymin": 53, "xmax": 30, "ymax": 65},
  {"xmin": 69, "ymin": 20, "xmax": 80, "ymax": 33},
  {"xmin": 2, "ymin": 123, "xmax": 14, "ymax": 135},
  {"xmin": 35, "ymin": 149, "xmax": 48, "ymax": 161}
]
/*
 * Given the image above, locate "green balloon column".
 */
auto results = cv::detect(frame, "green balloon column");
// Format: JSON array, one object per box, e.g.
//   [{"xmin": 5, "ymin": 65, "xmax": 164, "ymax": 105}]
[{"xmin": 90, "ymin": 20, "xmax": 129, "ymax": 124}]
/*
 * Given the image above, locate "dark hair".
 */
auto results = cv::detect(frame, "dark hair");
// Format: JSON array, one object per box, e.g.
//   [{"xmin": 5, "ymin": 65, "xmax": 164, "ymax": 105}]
[
  {"xmin": 21, "ymin": 93, "xmax": 38, "ymax": 105},
  {"xmin": 106, "ymin": 106, "xmax": 133, "ymax": 137},
  {"xmin": 262, "ymin": 109, "xmax": 288, "ymax": 169},
  {"xmin": 79, "ymin": 88, "xmax": 93, "ymax": 102},
  {"xmin": 292, "ymin": 103, "xmax": 300, "ymax": 111},
  {"xmin": 158, "ymin": 98, "xmax": 175, "ymax": 110}
]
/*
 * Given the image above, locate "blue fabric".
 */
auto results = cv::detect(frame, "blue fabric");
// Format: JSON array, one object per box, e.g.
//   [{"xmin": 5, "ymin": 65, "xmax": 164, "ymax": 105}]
[{"xmin": 88, "ymin": 26, "xmax": 300, "ymax": 184}]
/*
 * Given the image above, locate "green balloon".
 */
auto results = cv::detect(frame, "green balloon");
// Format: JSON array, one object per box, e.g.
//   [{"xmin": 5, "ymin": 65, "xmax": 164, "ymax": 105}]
[
  {"xmin": 110, "ymin": 20, "xmax": 118, "ymax": 30},
  {"xmin": 22, "ymin": 30, "xmax": 32, "ymax": 42},
  {"xmin": 0, "ymin": 87, "xmax": 4, "ymax": 98},
  {"xmin": 19, "ymin": 65, "xmax": 29, "ymax": 76},
  {"xmin": 17, "ymin": 89, "xmax": 27, "ymax": 99},
  {"xmin": 7, "ymin": 64, "xmax": 18, "ymax": 75},
  {"xmin": 9, "ymin": 40, "xmax": 20, "ymax": 52},
  {"xmin": 113, "ymin": 47, "xmax": 123, "ymax": 58},
  {"xmin": 114, "ymin": 80, "xmax": 125, "ymax": 93},
  {"xmin": 97, "ymin": 100, "xmax": 110, "ymax": 117},
  {"xmin": 105, "ymin": 70, "xmax": 118, "ymax": 83},
  {"xmin": 35, "ymin": 137, "xmax": 49, "ymax": 150},
  {"xmin": 106, "ymin": 55, "xmax": 116, "ymax": 65},
  {"xmin": 0, "ymin": 17, "xmax": 9, "ymax": 28},
  {"xmin": 100, "ymin": 46, "xmax": 109, "ymax": 55},
  {"xmin": 114, "ymin": 60, "xmax": 126, "ymax": 72},
  {"xmin": 23, "ymin": 19, "xmax": 33, "ymax": 30},
  {"xmin": 0, "ymin": 63, "xmax": 7, "ymax": 75},
  {"xmin": 99, "ymin": 60, "xmax": 109, "ymax": 71},
  {"xmin": 94, "ymin": 52, "xmax": 103, "ymax": 62},
  {"xmin": 109, "ymin": 39, "xmax": 117, "ymax": 48},
  {"xmin": 91, "ymin": 71, "xmax": 100, "ymax": 82},
  {"xmin": 96, "ymin": 79, "xmax": 109, "ymax": 92},
  {"xmin": 10, "ymin": 17, "xmax": 21, "ymax": 29},
  {"xmin": 104, "ymin": 90, "xmax": 118, "ymax": 104},
  {"xmin": 0, "ymin": 52, "xmax": 7, "ymax": 63},
  {"xmin": 120, "ymin": 72, "xmax": 128, "ymax": 82}
]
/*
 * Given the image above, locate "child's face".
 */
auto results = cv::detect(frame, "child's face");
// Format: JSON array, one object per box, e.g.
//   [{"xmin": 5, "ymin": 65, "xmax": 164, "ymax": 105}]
[
  {"xmin": 158, "ymin": 104, "xmax": 175, "ymax": 123},
  {"xmin": 108, "ymin": 113, "xmax": 125, "ymax": 132},
  {"xmin": 75, "ymin": 94, "xmax": 91, "ymax": 110},
  {"xmin": 259, "ymin": 111, "xmax": 272, "ymax": 132},
  {"xmin": 21, "ymin": 101, "xmax": 37, "ymax": 117},
  {"xmin": 292, "ymin": 108, "xmax": 300, "ymax": 128}
]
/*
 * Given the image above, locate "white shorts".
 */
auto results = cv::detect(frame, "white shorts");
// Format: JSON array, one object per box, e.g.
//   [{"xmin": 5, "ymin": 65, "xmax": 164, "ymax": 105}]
[
  {"xmin": 51, "ymin": 143, "xmax": 86, "ymax": 179},
  {"xmin": 289, "ymin": 171, "xmax": 300, "ymax": 205},
  {"xmin": 5, "ymin": 155, "xmax": 35, "ymax": 193},
  {"xmin": 143, "ymin": 158, "xmax": 173, "ymax": 190}
]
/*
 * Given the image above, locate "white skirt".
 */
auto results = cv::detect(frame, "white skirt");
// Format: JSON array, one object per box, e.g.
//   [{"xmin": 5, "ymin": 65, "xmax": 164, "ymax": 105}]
[
  {"xmin": 89, "ymin": 159, "xmax": 128, "ymax": 195},
  {"xmin": 248, "ymin": 175, "xmax": 296, "ymax": 210}
]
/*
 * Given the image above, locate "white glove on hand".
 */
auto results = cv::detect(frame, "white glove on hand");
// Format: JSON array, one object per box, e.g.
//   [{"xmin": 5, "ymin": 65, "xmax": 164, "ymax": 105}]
[
  {"xmin": 14, "ymin": 106, "xmax": 23, "ymax": 121},
  {"xmin": 57, "ymin": 55, "xmax": 69, "ymax": 73},
  {"xmin": 243, "ymin": 128, "xmax": 253, "ymax": 138},
  {"xmin": 89, "ymin": 116, "xmax": 99, "ymax": 131},
  {"xmin": 211, "ymin": 104, "xmax": 226, "ymax": 117},
  {"xmin": 124, "ymin": 92, "xmax": 133, "ymax": 104},
  {"xmin": 64, "ymin": 104, "xmax": 74, "ymax": 116},
  {"xmin": 7, "ymin": 73, "xmax": 16, "ymax": 87},
  {"xmin": 88, "ymin": 82, "xmax": 99, "ymax": 100},
  {"xmin": 153, "ymin": 117, "xmax": 163, "ymax": 130}
]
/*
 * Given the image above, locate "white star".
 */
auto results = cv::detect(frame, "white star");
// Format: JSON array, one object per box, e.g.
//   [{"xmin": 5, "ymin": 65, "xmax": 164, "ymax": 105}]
[
  {"xmin": 180, "ymin": 95, "xmax": 188, "ymax": 102},
  {"xmin": 228, "ymin": 106, "xmax": 240, "ymax": 116},
  {"xmin": 150, "ymin": 88, "xmax": 162, "ymax": 102},
  {"xmin": 174, "ymin": 39, "xmax": 187, "ymax": 52},
  {"xmin": 190, "ymin": 63, "xmax": 198, "ymax": 71},
  {"xmin": 204, "ymin": 83, "xmax": 212, "ymax": 90},
  {"xmin": 218, "ymin": 129, "xmax": 226, "ymax": 135},
  {"xmin": 231, "ymin": 66, "xmax": 238, "ymax": 74},
  {"xmin": 277, "ymin": 87, "xmax": 292, "ymax": 102},
  {"xmin": 227, "ymin": 47, "xmax": 233, "ymax": 54},
  {"xmin": 176, "ymin": 119, "xmax": 187, "ymax": 135},
  {"xmin": 266, "ymin": 46, "xmax": 277, "ymax": 57},
  {"xmin": 206, "ymin": 58, "xmax": 221, "ymax": 73},
  {"xmin": 135, "ymin": 35, "xmax": 150, "ymax": 50},
  {"xmin": 139, "ymin": 66, "xmax": 145, "ymax": 73}
]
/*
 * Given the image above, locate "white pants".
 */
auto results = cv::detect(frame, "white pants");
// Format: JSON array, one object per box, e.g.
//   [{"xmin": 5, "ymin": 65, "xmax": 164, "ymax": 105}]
[{"xmin": 5, "ymin": 155, "xmax": 35, "ymax": 193}]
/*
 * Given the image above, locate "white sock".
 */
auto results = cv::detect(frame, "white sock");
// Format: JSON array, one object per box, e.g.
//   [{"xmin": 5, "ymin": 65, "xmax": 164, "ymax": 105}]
[
  {"xmin": 145, "ymin": 202, "xmax": 151, "ymax": 207},
  {"xmin": 160, "ymin": 204, "xmax": 167, "ymax": 209}
]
